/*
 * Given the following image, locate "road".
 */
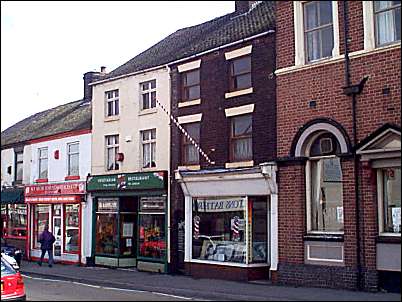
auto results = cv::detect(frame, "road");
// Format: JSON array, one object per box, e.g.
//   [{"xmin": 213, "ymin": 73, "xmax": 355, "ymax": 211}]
[{"xmin": 23, "ymin": 274, "xmax": 200, "ymax": 301}]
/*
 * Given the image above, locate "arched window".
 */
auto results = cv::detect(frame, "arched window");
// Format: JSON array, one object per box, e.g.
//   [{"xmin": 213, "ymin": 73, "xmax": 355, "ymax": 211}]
[{"xmin": 306, "ymin": 132, "xmax": 344, "ymax": 233}]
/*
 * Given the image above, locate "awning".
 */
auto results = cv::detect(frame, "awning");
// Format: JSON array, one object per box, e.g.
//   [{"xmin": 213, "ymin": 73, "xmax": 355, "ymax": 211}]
[{"xmin": 1, "ymin": 188, "xmax": 25, "ymax": 204}]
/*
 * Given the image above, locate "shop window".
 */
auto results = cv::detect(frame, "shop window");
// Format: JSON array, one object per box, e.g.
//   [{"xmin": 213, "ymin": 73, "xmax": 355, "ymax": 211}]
[
  {"xmin": 192, "ymin": 198, "xmax": 247, "ymax": 264},
  {"xmin": 181, "ymin": 123, "xmax": 200, "ymax": 165},
  {"xmin": 105, "ymin": 89, "xmax": 119, "ymax": 117},
  {"xmin": 15, "ymin": 151, "xmax": 23, "ymax": 183},
  {"xmin": 64, "ymin": 204, "xmax": 79, "ymax": 253},
  {"xmin": 67, "ymin": 142, "xmax": 79, "ymax": 176},
  {"xmin": 303, "ymin": 1, "xmax": 334, "ymax": 62},
  {"xmin": 307, "ymin": 133, "xmax": 344, "ymax": 233},
  {"xmin": 1, "ymin": 205, "xmax": 6, "ymax": 237},
  {"xmin": 105, "ymin": 135, "xmax": 119, "ymax": 171},
  {"xmin": 7, "ymin": 204, "xmax": 27, "ymax": 238},
  {"xmin": 95, "ymin": 198, "xmax": 119, "ymax": 255},
  {"xmin": 139, "ymin": 197, "xmax": 166, "ymax": 260},
  {"xmin": 379, "ymin": 167, "xmax": 401, "ymax": 234},
  {"xmin": 374, "ymin": 1, "xmax": 401, "ymax": 47},
  {"xmin": 34, "ymin": 205, "xmax": 50, "ymax": 248},
  {"xmin": 230, "ymin": 114, "xmax": 252, "ymax": 162},
  {"xmin": 38, "ymin": 147, "xmax": 48, "ymax": 179},
  {"xmin": 141, "ymin": 129, "xmax": 156, "ymax": 168},
  {"xmin": 140, "ymin": 79, "xmax": 156, "ymax": 110},
  {"xmin": 229, "ymin": 56, "xmax": 251, "ymax": 92},
  {"xmin": 181, "ymin": 69, "xmax": 200, "ymax": 102}
]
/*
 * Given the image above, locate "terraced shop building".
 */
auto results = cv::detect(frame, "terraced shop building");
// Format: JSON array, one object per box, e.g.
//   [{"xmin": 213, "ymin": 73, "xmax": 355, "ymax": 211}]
[{"xmin": 1, "ymin": 71, "xmax": 102, "ymax": 265}]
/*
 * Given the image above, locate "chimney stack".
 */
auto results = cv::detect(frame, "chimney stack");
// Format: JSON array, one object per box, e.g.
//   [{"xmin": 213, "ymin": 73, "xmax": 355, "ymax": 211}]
[
  {"xmin": 235, "ymin": 1, "xmax": 259, "ymax": 14},
  {"xmin": 83, "ymin": 67, "xmax": 106, "ymax": 101}
]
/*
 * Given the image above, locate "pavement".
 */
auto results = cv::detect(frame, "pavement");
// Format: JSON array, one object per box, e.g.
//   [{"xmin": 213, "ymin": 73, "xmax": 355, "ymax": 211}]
[{"xmin": 20, "ymin": 260, "xmax": 400, "ymax": 301}]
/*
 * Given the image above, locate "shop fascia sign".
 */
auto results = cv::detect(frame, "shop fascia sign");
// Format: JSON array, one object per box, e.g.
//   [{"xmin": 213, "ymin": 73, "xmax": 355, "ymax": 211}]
[
  {"xmin": 87, "ymin": 171, "xmax": 166, "ymax": 191},
  {"xmin": 25, "ymin": 182, "xmax": 86, "ymax": 196},
  {"xmin": 194, "ymin": 198, "xmax": 246, "ymax": 212}
]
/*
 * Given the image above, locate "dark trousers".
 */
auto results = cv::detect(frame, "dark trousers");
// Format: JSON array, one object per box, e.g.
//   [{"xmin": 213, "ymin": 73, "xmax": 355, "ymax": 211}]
[{"xmin": 39, "ymin": 249, "xmax": 54, "ymax": 266}]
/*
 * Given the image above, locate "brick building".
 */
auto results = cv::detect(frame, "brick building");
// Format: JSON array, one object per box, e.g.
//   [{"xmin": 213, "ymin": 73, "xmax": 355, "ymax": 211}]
[
  {"xmin": 170, "ymin": 1, "xmax": 278, "ymax": 281},
  {"xmin": 275, "ymin": 1, "xmax": 400, "ymax": 292}
]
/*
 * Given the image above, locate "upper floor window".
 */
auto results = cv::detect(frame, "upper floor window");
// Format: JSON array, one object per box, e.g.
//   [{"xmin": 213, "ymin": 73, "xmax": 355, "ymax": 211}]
[
  {"xmin": 181, "ymin": 69, "xmax": 200, "ymax": 102},
  {"xmin": 105, "ymin": 89, "xmax": 119, "ymax": 117},
  {"xmin": 67, "ymin": 142, "xmax": 79, "ymax": 176},
  {"xmin": 374, "ymin": 1, "xmax": 401, "ymax": 47},
  {"xmin": 304, "ymin": 1, "xmax": 334, "ymax": 62},
  {"xmin": 181, "ymin": 123, "xmax": 200, "ymax": 165},
  {"xmin": 38, "ymin": 147, "xmax": 48, "ymax": 179},
  {"xmin": 105, "ymin": 135, "xmax": 119, "ymax": 171},
  {"xmin": 230, "ymin": 114, "xmax": 252, "ymax": 162},
  {"xmin": 141, "ymin": 129, "xmax": 156, "ymax": 168},
  {"xmin": 141, "ymin": 80, "xmax": 156, "ymax": 110},
  {"xmin": 229, "ymin": 56, "xmax": 251, "ymax": 92},
  {"xmin": 15, "ymin": 151, "xmax": 23, "ymax": 183}
]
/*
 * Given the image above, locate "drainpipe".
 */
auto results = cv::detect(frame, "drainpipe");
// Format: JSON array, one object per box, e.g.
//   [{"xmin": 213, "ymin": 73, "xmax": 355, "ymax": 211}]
[{"xmin": 342, "ymin": 0, "xmax": 369, "ymax": 290}]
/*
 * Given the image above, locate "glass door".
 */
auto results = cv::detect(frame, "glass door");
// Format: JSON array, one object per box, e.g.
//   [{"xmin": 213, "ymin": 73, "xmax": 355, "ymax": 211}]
[{"xmin": 52, "ymin": 205, "xmax": 62, "ymax": 259}]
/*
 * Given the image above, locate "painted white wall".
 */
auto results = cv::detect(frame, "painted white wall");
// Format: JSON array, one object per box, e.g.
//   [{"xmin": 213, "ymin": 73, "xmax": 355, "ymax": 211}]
[
  {"xmin": 1, "ymin": 145, "xmax": 31, "ymax": 186},
  {"xmin": 91, "ymin": 67, "xmax": 170, "ymax": 175},
  {"xmin": 1, "ymin": 148, "xmax": 14, "ymax": 186},
  {"xmin": 81, "ymin": 194, "xmax": 93, "ymax": 264},
  {"xmin": 29, "ymin": 133, "xmax": 91, "ymax": 183}
]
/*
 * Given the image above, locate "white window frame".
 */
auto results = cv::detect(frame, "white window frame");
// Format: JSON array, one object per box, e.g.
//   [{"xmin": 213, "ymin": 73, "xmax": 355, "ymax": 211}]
[
  {"xmin": 105, "ymin": 135, "xmax": 119, "ymax": 171},
  {"xmin": 294, "ymin": 1, "xmax": 340, "ymax": 66},
  {"xmin": 377, "ymin": 167, "xmax": 401, "ymax": 237},
  {"xmin": 140, "ymin": 79, "xmax": 157, "ymax": 111},
  {"xmin": 38, "ymin": 147, "xmax": 48, "ymax": 179},
  {"xmin": 141, "ymin": 129, "xmax": 156, "ymax": 169},
  {"xmin": 305, "ymin": 155, "xmax": 344, "ymax": 235},
  {"xmin": 105, "ymin": 89, "xmax": 119, "ymax": 117},
  {"xmin": 363, "ymin": 1, "xmax": 401, "ymax": 51},
  {"xmin": 67, "ymin": 142, "xmax": 79, "ymax": 176}
]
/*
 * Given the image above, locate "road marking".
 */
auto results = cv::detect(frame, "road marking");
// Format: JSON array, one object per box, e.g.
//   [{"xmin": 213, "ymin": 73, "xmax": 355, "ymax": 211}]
[{"xmin": 22, "ymin": 274, "xmax": 206, "ymax": 300}]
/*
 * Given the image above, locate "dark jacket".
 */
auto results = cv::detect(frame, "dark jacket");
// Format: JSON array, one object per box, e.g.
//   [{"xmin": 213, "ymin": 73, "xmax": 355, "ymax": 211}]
[{"xmin": 39, "ymin": 230, "xmax": 56, "ymax": 250}]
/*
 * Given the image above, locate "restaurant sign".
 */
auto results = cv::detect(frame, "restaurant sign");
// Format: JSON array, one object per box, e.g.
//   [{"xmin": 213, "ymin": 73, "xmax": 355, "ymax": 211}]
[
  {"xmin": 87, "ymin": 171, "xmax": 166, "ymax": 191},
  {"xmin": 25, "ymin": 182, "xmax": 86, "ymax": 196}
]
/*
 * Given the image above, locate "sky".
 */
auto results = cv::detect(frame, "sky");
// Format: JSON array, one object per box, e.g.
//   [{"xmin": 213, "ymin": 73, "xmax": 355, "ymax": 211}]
[{"xmin": 1, "ymin": 1, "xmax": 234, "ymax": 132}]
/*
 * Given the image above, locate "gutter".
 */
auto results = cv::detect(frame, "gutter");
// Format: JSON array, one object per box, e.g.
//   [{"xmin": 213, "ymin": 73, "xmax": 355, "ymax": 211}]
[{"xmin": 90, "ymin": 30, "xmax": 274, "ymax": 86}]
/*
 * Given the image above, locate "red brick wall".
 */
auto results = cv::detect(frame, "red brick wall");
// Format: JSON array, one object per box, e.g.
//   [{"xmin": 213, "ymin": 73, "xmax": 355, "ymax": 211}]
[{"xmin": 275, "ymin": 0, "xmax": 400, "ymax": 290}]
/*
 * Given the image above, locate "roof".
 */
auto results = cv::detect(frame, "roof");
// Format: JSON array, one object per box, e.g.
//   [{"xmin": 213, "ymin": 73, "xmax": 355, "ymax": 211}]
[
  {"xmin": 101, "ymin": 1, "xmax": 275, "ymax": 81},
  {"xmin": 1, "ymin": 99, "xmax": 91, "ymax": 148}
]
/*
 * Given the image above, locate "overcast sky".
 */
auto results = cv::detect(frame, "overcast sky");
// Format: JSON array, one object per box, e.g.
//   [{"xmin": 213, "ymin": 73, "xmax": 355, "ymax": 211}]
[{"xmin": 1, "ymin": 1, "xmax": 234, "ymax": 132}]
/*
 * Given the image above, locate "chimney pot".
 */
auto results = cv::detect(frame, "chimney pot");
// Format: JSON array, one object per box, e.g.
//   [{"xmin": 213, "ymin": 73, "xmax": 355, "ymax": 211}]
[{"xmin": 101, "ymin": 66, "xmax": 106, "ymax": 73}]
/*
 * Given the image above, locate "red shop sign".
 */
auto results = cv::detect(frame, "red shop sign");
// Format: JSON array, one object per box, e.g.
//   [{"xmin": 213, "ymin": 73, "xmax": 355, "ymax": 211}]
[
  {"xmin": 25, "ymin": 195, "xmax": 82, "ymax": 204},
  {"xmin": 25, "ymin": 182, "xmax": 86, "ymax": 196}
]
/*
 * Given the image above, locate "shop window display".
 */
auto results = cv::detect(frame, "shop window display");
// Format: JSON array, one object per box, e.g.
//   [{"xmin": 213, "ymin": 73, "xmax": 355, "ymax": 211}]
[
  {"xmin": 192, "ymin": 198, "xmax": 247, "ymax": 264},
  {"xmin": 95, "ymin": 198, "xmax": 118, "ymax": 255},
  {"xmin": 139, "ymin": 197, "xmax": 166, "ymax": 260},
  {"xmin": 1, "ymin": 204, "xmax": 27, "ymax": 238},
  {"xmin": 381, "ymin": 167, "xmax": 401, "ymax": 234},
  {"xmin": 65, "ymin": 204, "xmax": 79, "ymax": 252}
]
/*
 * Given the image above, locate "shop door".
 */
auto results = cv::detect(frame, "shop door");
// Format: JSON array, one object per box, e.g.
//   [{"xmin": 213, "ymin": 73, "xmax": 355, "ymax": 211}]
[{"xmin": 52, "ymin": 205, "xmax": 62, "ymax": 259}]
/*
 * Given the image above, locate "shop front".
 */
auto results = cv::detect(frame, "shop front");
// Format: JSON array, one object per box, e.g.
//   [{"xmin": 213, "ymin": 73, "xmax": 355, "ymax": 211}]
[
  {"xmin": 1, "ymin": 187, "xmax": 27, "ymax": 254},
  {"xmin": 86, "ymin": 171, "xmax": 168, "ymax": 273},
  {"xmin": 174, "ymin": 163, "xmax": 278, "ymax": 281},
  {"xmin": 25, "ymin": 182, "xmax": 85, "ymax": 264}
]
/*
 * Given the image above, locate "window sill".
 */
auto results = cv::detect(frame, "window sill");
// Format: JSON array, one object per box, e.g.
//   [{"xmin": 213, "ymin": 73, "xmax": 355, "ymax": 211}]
[
  {"xmin": 104, "ymin": 116, "xmax": 120, "ymax": 122},
  {"xmin": 225, "ymin": 160, "xmax": 254, "ymax": 169},
  {"xmin": 141, "ymin": 167, "xmax": 158, "ymax": 172},
  {"xmin": 178, "ymin": 99, "xmax": 201, "ymax": 108},
  {"xmin": 139, "ymin": 108, "xmax": 158, "ymax": 116},
  {"xmin": 35, "ymin": 178, "xmax": 48, "ymax": 183},
  {"xmin": 65, "ymin": 175, "xmax": 80, "ymax": 181},
  {"xmin": 178, "ymin": 165, "xmax": 200, "ymax": 171},
  {"xmin": 304, "ymin": 233, "xmax": 344, "ymax": 242},
  {"xmin": 225, "ymin": 87, "xmax": 253, "ymax": 99},
  {"xmin": 376, "ymin": 235, "xmax": 401, "ymax": 244}
]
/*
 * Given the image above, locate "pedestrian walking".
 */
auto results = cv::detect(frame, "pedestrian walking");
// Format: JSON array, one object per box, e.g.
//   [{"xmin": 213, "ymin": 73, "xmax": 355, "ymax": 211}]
[{"xmin": 38, "ymin": 224, "xmax": 56, "ymax": 267}]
